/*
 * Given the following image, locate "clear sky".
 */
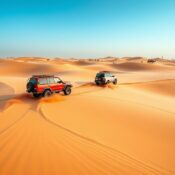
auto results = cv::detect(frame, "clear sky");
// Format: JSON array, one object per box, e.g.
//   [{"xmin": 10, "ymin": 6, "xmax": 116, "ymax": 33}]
[{"xmin": 0, "ymin": 0, "xmax": 175, "ymax": 58}]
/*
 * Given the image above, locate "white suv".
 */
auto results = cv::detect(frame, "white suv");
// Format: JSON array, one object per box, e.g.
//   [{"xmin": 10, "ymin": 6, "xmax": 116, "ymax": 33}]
[{"xmin": 95, "ymin": 71, "xmax": 117, "ymax": 85}]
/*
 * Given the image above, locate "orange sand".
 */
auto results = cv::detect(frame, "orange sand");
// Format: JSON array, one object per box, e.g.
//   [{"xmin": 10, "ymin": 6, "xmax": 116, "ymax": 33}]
[{"xmin": 0, "ymin": 57, "xmax": 175, "ymax": 175}]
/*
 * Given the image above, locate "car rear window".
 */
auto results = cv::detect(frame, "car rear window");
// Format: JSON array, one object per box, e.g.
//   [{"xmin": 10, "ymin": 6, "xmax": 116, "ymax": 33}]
[
  {"xmin": 96, "ymin": 73, "xmax": 104, "ymax": 78},
  {"xmin": 29, "ymin": 78, "xmax": 37, "ymax": 84}
]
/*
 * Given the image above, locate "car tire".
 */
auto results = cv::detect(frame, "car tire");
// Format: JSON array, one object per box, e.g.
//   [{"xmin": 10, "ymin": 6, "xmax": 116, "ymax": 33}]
[
  {"xmin": 106, "ymin": 80, "xmax": 110, "ymax": 84},
  {"xmin": 33, "ymin": 93, "xmax": 41, "ymax": 98},
  {"xmin": 43, "ymin": 90, "xmax": 52, "ymax": 97},
  {"xmin": 113, "ymin": 79, "xmax": 117, "ymax": 85},
  {"xmin": 64, "ymin": 86, "xmax": 72, "ymax": 95},
  {"xmin": 95, "ymin": 82, "xmax": 100, "ymax": 86}
]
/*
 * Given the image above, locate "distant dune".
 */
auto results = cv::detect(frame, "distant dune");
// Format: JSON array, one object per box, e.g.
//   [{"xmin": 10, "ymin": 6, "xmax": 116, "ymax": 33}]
[
  {"xmin": 0, "ymin": 59, "xmax": 62, "ymax": 76},
  {"xmin": 111, "ymin": 62, "xmax": 175, "ymax": 71},
  {"xmin": 71, "ymin": 60, "xmax": 96, "ymax": 66}
]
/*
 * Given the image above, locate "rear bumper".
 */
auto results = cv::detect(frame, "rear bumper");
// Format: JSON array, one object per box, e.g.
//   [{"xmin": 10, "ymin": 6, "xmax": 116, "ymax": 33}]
[
  {"xmin": 26, "ymin": 89, "xmax": 37, "ymax": 93},
  {"xmin": 95, "ymin": 80, "xmax": 105, "ymax": 84}
]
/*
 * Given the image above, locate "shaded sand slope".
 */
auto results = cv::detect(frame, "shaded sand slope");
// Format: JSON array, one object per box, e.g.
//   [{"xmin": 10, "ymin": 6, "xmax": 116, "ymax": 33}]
[
  {"xmin": 0, "ymin": 60, "xmax": 63, "ymax": 76},
  {"xmin": 111, "ymin": 62, "xmax": 175, "ymax": 71},
  {"xmin": 0, "ymin": 59, "xmax": 96, "ymax": 82},
  {"xmin": 0, "ymin": 83, "xmax": 15, "ymax": 96},
  {"xmin": 0, "ymin": 82, "xmax": 15, "ymax": 109}
]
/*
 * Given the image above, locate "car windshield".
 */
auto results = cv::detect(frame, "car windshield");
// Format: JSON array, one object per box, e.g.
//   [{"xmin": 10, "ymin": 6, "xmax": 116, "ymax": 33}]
[{"xmin": 54, "ymin": 77, "xmax": 62, "ymax": 83}]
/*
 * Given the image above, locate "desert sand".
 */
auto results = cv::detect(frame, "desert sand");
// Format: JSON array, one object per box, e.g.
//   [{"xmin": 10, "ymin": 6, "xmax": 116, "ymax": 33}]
[{"xmin": 0, "ymin": 57, "xmax": 175, "ymax": 175}]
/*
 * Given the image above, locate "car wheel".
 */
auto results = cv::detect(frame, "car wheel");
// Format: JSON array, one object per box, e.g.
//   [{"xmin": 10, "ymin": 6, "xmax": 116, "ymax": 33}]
[
  {"xmin": 43, "ymin": 90, "xmax": 52, "ymax": 97},
  {"xmin": 113, "ymin": 79, "xmax": 117, "ymax": 85},
  {"xmin": 33, "ymin": 93, "xmax": 41, "ymax": 98},
  {"xmin": 106, "ymin": 80, "xmax": 110, "ymax": 84},
  {"xmin": 64, "ymin": 86, "xmax": 72, "ymax": 95},
  {"xmin": 96, "ymin": 82, "xmax": 100, "ymax": 86}
]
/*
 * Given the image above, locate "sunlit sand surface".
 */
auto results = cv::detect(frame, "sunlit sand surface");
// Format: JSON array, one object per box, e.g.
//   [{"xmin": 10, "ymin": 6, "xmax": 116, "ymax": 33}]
[{"xmin": 0, "ymin": 57, "xmax": 175, "ymax": 175}]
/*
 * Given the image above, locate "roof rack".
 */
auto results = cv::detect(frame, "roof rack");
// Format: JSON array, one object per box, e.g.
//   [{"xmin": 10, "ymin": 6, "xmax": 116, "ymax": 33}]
[
  {"xmin": 99, "ymin": 71, "xmax": 111, "ymax": 73},
  {"xmin": 32, "ymin": 75, "xmax": 54, "ymax": 77}
]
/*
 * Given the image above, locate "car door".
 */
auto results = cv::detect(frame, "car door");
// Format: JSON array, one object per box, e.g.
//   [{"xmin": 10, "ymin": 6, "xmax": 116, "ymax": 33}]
[
  {"xmin": 108, "ymin": 73, "xmax": 114, "ymax": 82},
  {"xmin": 47, "ymin": 77, "xmax": 57, "ymax": 91},
  {"xmin": 105, "ymin": 73, "xmax": 110, "ymax": 82},
  {"xmin": 38, "ymin": 78, "xmax": 49, "ymax": 93},
  {"xmin": 54, "ymin": 77, "xmax": 64, "ymax": 91}
]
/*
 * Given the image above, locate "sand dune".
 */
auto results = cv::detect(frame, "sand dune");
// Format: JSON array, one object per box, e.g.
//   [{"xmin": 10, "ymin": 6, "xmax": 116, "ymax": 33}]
[
  {"xmin": 0, "ymin": 82, "xmax": 14, "ymax": 96},
  {"xmin": 0, "ymin": 58, "xmax": 175, "ymax": 175},
  {"xmin": 71, "ymin": 60, "xmax": 96, "ymax": 66},
  {"xmin": 0, "ymin": 60, "xmax": 67, "ymax": 76},
  {"xmin": 126, "ymin": 79, "xmax": 175, "ymax": 97},
  {"xmin": 111, "ymin": 62, "xmax": 175, "ymax": 71},
  {"xmin": 15, "ymin": 57, "xmax": 50, "ymax": 62},
  {"xmin": 0, "ymin": 82, "xmax": 15, "ymax": 109},
  {"xmin": 122, "ymin": 57, "xmax": 146, "ymax": 61}
]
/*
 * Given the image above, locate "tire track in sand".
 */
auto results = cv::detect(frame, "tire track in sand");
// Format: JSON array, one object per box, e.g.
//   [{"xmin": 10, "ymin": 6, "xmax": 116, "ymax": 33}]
[
  {"xmin": 0, "ymin": 86, "xmax": 174, "ymax": 174},
  {"xmin": 0, "ymin": 109, "xmax": 30, "ymax": 136},
  {"xmin": 38, "ymin": 103, "xmax": 168, "ymax": 175}
]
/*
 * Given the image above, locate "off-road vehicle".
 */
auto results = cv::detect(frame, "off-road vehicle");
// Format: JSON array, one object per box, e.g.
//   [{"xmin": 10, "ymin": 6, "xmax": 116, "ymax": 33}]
[
  {"xmin": 26, "ymin": 75, "xmax": 72, "ymax": 97},
  {"xmin": 95, "ymin": 71, "xmax": 117, "ymax": 85}
]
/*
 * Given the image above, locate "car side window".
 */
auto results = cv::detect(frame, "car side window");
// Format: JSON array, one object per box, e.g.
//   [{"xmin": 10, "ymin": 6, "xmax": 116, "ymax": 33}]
[
  {"xmin": 54, "ymin": 77, "xmax": 61, "ymax": 83},
  {"xmin": 39, "ymin": 78, "xmax": 48, "ymax": 85},
  {"xmin": 48, "ymin": 77, "xmax": 55, "ymax": 84}
]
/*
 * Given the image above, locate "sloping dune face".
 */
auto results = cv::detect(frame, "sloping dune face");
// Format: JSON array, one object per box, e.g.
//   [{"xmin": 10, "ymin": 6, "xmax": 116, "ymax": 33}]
[
  {"xmin": 0, "ymin": 82, "xmax": 14, "ymax": 96},
  {"xmin": 71, "ymin": 60, "xmax": 96, "ymax": 66},
  {"xmin": 0, "ymin": 58, "xmax": 175, "ymax": 175},
  {"xmin": 0, "ymin": 60, "xmax": 63, "ymax": 76},
  {"xmin": 112, "ymin": 62, "xmax": 174, "ymax": 71},
  {"xmin": 0, "ymin": 82, "xmax": 15, "ymax": 108},
  {"xmin": 129, "ymin": 79, "xmax": 175, "ymax": 97}
]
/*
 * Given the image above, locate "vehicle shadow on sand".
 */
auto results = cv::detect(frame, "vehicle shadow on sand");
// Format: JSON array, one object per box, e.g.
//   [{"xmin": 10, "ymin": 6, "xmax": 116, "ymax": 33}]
[{"xmin": 1, "ymin": 82, "xmax": 117, "ymax": 112}]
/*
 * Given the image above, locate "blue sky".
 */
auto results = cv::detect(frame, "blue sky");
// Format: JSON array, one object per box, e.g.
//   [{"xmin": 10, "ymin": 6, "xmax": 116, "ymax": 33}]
[{"xmin": 0, "ymin": 0, "xmax": 175, "ymax": 58}]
